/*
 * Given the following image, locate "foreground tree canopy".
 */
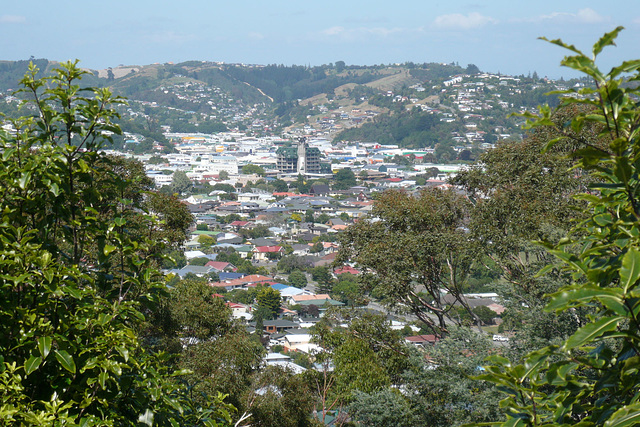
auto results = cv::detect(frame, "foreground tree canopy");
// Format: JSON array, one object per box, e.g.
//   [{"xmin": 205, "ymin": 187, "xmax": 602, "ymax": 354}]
[
  {"xmin": 0, "ymin": 62, "xmax": 230, "ymax": 425},
  {"xmin": 477, "ymin": 27, "xmax": 640, "ymax": 426}
]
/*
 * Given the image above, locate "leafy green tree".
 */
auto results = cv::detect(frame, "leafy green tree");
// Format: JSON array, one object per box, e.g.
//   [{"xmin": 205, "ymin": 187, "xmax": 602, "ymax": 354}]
[
  {"xmin": 189, "ymin": 256, "xmax": 211, "ymax": 266},
  {"xmin": 337, "ymin": 188, "xmax": 482, "ymax": 333},
  {"xmin": 241, "ymin": 366, "xmax": 316, "ymax": 427},
  {"xmin": 288, "ymin": 269, "xmax": 308, "ymax": 288},
  {"xmin": 477, "ymin": 28, "xmax": 640, "ymax": 426},
  {"xmin": 305, "ymin": 209, "xmax": 315, "ymax": 223},
  {"xmin": 0, "ymin": 61, "xmax": 232, "ymax": 425},
  {"xmin": 311, "ymin": 266, "xmax": 335, "ymax": 294},
  {"xmin": 218, "ymin": 170, "xmax": 229, "ymax": 180},
  {"xmin": 405, "ymin": 327, "xmax": 502, "ymax": 426},
  {"xmin": 197, "ymin": 234, "xmax": 216, "ymax": 248},
  {"xmin": 169, "ymin": 279, "xmax": 235, "ymax": 341},
  {"xmin": 310, "ymin": 241, "xmax": 324, "ymax": 254},
  {"xmin": 349, "ymin": 390, "xmax": 414, "ymax": 427},
  {"xmin": 333, "ymin": 168, "xmax": 357, "ymax": 190},
  {"xmin": 278, "ymin": 255, "xmax": 313, "ymax": 273},
  {"xmin": 273, "ymin": 179, "xmax": 289, "ymax": 192},
  {"xmin": 241, "ymin": 164, "xmax": 265, "ymax": 176},
  {"xmin": 317, "ymin": 213, "xmax": 330, "ymax": 224},
  {"xmin": 255, "ymin": 287, "xmax": 282, "ymax": 319},
  {"xmin": 171, "ymin": 170, "xmax": 193, "ymax": 195},
  {"xmin": 331, "ymin": 279, "xmax": 364, "ymax": 306}
]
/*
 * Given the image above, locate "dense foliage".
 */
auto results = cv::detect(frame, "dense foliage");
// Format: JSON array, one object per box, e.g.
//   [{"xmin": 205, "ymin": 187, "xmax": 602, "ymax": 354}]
[
  {"xmin": 0, "ymin": 61, "xmax": 231, "ymax": 425},
  {"xmin": 477, "ymin": 27, "xmax": 640, "ymax": 426}
]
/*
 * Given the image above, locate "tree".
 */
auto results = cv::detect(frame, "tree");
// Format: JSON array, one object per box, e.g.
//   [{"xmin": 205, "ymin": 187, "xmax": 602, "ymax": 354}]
[
  {"xmin": 241, "ymin": 164, "xmax": 265, "ymax": 176},
  {"xmin": 478, "ymin": 28, "xmax": 640, "ymax": 426},
  {"xmin": 311, "ymin": 266, "xmax": 335, "ymax": 294},
  {"xmin": 197, "ymin": 234, "xmax": 216, "ymax": 249},
  {"xmin": 219, "ymin": 170, "xmax": 229, "ymax": 180},
  {"xmin": 288, "ymin": 269, "xmax": 308, "ymax": 288},
  {"xmin": 278, "ymin": 255, "xmax": 312, "ymax": 273},
  {"xmin": 0, "ymin": 61, "xmax": 232, "ymax": 424},
  {"xmin": 337, "ymin": 188, "xmax": 482, "ymax": 334},
  {"xmin": 171, "ymin": 170, "xmax": 193, "ymax": 195},
  {"xmin": 333, "ymin": 168, "xmax": 357, "ymax": 190},
  {"xmin": 255, "ymin": 287, "xmax": 281, "ymax": 319},
  {"xmin": 169, "ymin": 279, "xmax": 235, "ymax": 342},
  {"xmin": 273, "ymin": 179, "xmax": 289, "ymax": 192},
  {"xmin": 241, "ymin": 366, "xmax": 316, "ymax": 427},
  {"xmin": 349, "ymin": 390, "xmax": 414, "ymax": 427},
  {"xmin": 305, "ymin": 209, "xmax": 315, "ymax": 223},
  {"xmin": 310, "ymin": 241, "xmax": 324, "ymax": 254},
  {"xmin": 189, "ymin": 256, "xmax": 211, "ymax": 266}
]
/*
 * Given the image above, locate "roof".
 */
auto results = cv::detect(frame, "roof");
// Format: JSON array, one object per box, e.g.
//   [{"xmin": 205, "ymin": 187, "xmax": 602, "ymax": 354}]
[
  {"xmin": 405, "ymin": 334, "xmax": 440, "ymax": 344},
  {"xmin": 291, "ymin": 294, "xmax": 331, "ymax": 302},
  {"xmin": 334, "ymin": 266, "xmax": 360, "ymax": 275},
  {"xmin": 205, "ymin": 261, "xmax": 235, "ymax": 271},
  {"xmin": 254, "ymin": 245, "xmax": 283, "ymax": 253}
]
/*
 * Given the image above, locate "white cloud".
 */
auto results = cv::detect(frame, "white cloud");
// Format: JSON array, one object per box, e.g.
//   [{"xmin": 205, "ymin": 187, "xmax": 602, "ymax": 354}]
[
  {"xmin": 248, "ymin": 32, "xmax": 265, "ymax": 40},
  {"xmin": 0, "ymin": 15, "xmax": 26, "ymax": 24},
  {"xmin": 433, "ymin": 12, "xmax": 497, "ymax": 30},
  {"xmin": 576, "ymin": 8, "xmax": 606, "ymax": 23},
  {"xmin": 524, "ymin": 8, "xmax": 607, "ymax": 24}
]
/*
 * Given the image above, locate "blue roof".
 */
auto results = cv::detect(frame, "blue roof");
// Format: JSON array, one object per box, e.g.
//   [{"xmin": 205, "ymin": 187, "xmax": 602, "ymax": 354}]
[
  {"xmin": 219, "ymin": 272, "xmax": 245, "ymax": 281},
  {"xmin": 270, "ymin": 283, "xmax": 289, "ymax": 290}
]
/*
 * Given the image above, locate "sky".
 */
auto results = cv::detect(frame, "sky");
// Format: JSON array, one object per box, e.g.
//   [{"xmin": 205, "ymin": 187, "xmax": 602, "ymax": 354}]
[{"xmin": 1, "ymin": 1, "xmax": 639, "ymax": 79}]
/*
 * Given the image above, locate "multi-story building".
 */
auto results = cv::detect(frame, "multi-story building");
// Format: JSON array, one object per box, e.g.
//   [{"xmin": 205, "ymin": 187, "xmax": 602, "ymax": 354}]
[{"xmin": 276, "ymin": 137, "xmax": 321, "ymax": 175}]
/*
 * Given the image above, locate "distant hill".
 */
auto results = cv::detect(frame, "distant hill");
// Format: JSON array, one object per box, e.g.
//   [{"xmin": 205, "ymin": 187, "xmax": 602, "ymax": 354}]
[
  {"xmin": 0, "ymin": 59, "xmax": 468, "ymax": 108},
  {"xmin": 1, "ymin": 59, "xmax": 567, "ymax": 151}
]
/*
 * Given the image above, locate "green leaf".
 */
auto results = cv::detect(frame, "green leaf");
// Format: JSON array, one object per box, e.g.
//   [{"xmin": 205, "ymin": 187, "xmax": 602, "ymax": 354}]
[
  {"xmin": 547, "ymin": 285, "xmax": 626, "ymax": 315},
  {"xmin": 604, "ymin": 402, "xmax": 640, "ymax": 427},
  {"xmin": 138, "ymin": 409, "xmax": 154, "ymax": 426},
  {"xmin": 103, "ymin": 244, "xmax": 117, "ymax": 256},
  {"xmin": 37, "ymin": 336, "xmax": 52, "ymax": 359},
  {"xmin": 592, "ymin": 26, "xmax": 624, "ymax": 58},
  {"xmin": 620, "ymin": 248, "xmax": 640, "ymax": 293},
  {"xmin": 24, "ymin": 355, "xmax": 42, "ymax": 375},
  {"xmin": 99, "ymin": 371, "xmax": 108, "ymax": 389},
  {"xmin": 563, "ymin": 316, "xmax": 623, "ymax": 351},
  {"xmin": 54, "ymin": 350, "xmax": 76, "ymax": 373}
]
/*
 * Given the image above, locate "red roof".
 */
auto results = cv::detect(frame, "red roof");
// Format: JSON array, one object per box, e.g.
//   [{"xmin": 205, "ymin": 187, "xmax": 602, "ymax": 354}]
[
  {"xmin": 334, "ymin": 266, "xmax": 360, "ymax": 275},
  {"xmin": 229, "ymin": 220, "xmax": 250, "ymax": 226},
  {"xmin": 205, "ymin": 261, "xmax": 236, "ymax": 271},
  {"xmin": 254, "ymin": 246, "xmax": 283, "ymax": 253}
]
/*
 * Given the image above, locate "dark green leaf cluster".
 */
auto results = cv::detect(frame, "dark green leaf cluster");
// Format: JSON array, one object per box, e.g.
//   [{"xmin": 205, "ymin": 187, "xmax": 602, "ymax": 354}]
[
  {"xmin": 0, "ymin": 61, "xmax": 231, "ymax": 425},
  {"xmin": 477, "ymin": 27, "xmax": 640, "ymax": 426}
]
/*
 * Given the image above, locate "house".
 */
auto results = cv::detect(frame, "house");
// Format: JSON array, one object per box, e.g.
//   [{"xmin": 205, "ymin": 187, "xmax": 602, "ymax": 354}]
[
  {"xmin": 210, "ymin": 274, "xmax": 274, "ymax": 291},
  {"xmin": 334, "ymin": 265, "xmax": 360, "ymax": 276},
  {"xmin": 405, "ymin": 335, "xmax": 440, "ymax": 347},
  {"xmin": 253, "ymin": 245, "xmax": 284, "ymax": 261},
  {"xmin": 283, "ymin": 329, "xmax": 320, "ymax": 354},
  {"xmin": 251, "ymin": 319, "xmax": 299, "ymax": 335},
  {"xmin": 168, "ymin": 265, "xmax": 216, "ymax": 278},
  {"xmin": 309, "ymin": 184, "xmax": 331, "ymax": 196},
  {"xmin": 226, "ymin": 302, "xmax": 252, "ymax": 321},
  {"xmin": 264, "ymin": 353, "xmax": 307, "ymax": 374},
  {"xmin": 205, "ymin": 261, "xmax": 237, "ymax": 272}
]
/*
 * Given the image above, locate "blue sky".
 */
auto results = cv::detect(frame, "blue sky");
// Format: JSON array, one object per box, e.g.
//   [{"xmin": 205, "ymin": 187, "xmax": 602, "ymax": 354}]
[{"xmin": 1, "ymin": 1, "xmax": 638, "ymax": 78}]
